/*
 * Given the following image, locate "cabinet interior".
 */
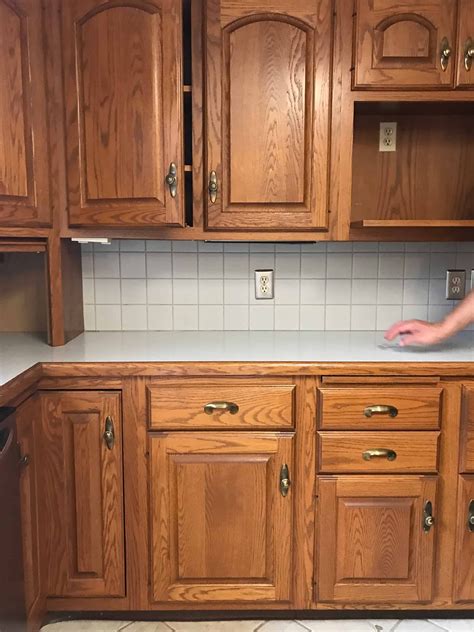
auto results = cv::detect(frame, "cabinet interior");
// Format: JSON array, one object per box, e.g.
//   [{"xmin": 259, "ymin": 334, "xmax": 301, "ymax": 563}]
[
  {"xmin": 0, "ymin": 252, "xmax": 48, "ymax": 339},
  {"xmin": 351, "ymin": 102, "xmax": 474, "ymax": 228}
]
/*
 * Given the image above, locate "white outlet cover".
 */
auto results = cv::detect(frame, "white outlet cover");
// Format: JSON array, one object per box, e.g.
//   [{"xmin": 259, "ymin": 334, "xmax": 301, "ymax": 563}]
[{"xmin": 379, "ymin": 122, "xmax": 397, "ymax": 153}]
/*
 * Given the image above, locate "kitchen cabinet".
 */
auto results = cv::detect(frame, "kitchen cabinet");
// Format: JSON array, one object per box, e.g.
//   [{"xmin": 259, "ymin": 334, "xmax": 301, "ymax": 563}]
[
  {"xmin": 16, "ymin": 396, "xmax": 43, "ymax": 620},
  {"xmin": 457, "ymin": 0, "xmax": 474, "ymax": 87},
  {"xmin": 38, "ymin": 391, "xmax": 125, "ymax": 598},
  {"xmin": 353, "ymin": 0, "xmax": 474, "ymax": 90},
  {"xmin": 454, "ymin": 475, "xmax": 474, "ymax": 601},
  {"xmin": 204, "ymin": 0, "xmax": 332, "ymax": 231},
  {"xmin": 149, "ymin": 431, "xmax": 294, "ymax": 603},
  {"xmin": 0, "ymin": 0, "xmax": 51, "ymax": 227},
  {"xmin": 317, "ymin": 475, "xmax": 437, "ymax": 603},
  {"xmin": 61, "ymin": 0, "xmax": 185, "ymax": 227}
]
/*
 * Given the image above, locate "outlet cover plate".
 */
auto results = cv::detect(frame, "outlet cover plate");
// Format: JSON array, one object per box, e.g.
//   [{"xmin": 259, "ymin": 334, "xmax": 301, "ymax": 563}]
[
  {"xmin": 255, "ymin": 270, "xmax": 274, "ymax": 300},
  {"xmin": 379, "ymin": 122, "xmax": 397, "ymax": 152},
  {"xmin": 446, "ymin": 269, "xmax": 466, "ymax": 300}
]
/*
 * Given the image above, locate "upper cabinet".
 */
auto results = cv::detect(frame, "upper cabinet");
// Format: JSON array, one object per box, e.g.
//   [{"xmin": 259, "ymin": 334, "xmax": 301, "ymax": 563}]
[
  {"xmin": 353, "ymin": 0, "xmax": 459, "ymax": 89},
  {"xmin": 204, "ymin": 0, "xmax": 333, "ymax": 231},
  {"xmin": 61, "ymin": 0, "xmax": 185, "ymax": 227},
  {"xmin": 0, "ymin": 0, "xmax": 51, "ymax": 227}
]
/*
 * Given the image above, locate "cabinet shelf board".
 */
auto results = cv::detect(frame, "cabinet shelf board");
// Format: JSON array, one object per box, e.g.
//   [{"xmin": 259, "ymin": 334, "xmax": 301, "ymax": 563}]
[{"xmin": 351, "ymin": 219, "xmax": 474, "ymax": 229}]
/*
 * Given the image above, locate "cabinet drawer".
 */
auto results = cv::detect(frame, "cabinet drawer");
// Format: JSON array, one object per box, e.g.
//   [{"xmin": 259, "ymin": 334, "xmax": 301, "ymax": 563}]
[
  {"xmin": 147, "ymin": 380, "xmax": 295, "ymax": 429},
  {"xmin": 319, "ymin": 387, "xmax": 442, "ymax": 430},
  {"xmin": 318, "ymin": 431, "xmax": 439, "ymax": 473}
]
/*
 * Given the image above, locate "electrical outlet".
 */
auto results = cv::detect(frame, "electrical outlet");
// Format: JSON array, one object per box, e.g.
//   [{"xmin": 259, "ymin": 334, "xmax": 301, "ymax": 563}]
[
  {"xmin": 255, "ymin": 270, "xmax": 274, "ymax": 300},
  {"xmin": 446, "ymin": 269, "xmax": 466, "ymax": 300},
  {"xmin": 379, "ymin": 122, "xmax": 397, "ymax": 152}
]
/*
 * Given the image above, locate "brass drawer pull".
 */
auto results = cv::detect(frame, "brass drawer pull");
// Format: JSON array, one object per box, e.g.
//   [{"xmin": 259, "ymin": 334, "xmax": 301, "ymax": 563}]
[
  {"xmin": 423, "ymin": 500, "xmax": 435, "ymax": 532},
  {"xmin": 362, "ymin": 448, "xmax": 397, "ymax": 462},
  {"xmin": 203, "ymin": 401, "xmax": 239, "ymax": 415},
  {"xmin": 103, "ymin": 416, "xmax": 115, "ymax": 450},
  {"xmin": 209, "ymin": 170, "xmax": 218, "ymax": 204},
  {"xmin": 440, "ymin": 37, "xmax": 452, "ymax": 71},
  {"xmin": 165, "ymin": 162, "xmax": 178, "ymax": 198},
  {"xmin": 464, "ymin": 38, "xmax": 474, "ymax": 71},
  {"xmin": 364, "ymin": 405, "xmax": 398, "ymax": 418},
  {"xmin": 468, "ymin": 499, "xmax": 474, "ymax": 532},
  {"xmin": 280, "ymin": 464, "xmax": 291, "ymax": 497}
]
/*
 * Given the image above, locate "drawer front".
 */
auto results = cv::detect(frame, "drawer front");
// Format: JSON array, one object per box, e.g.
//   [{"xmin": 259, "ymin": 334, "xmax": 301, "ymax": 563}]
[
  {"xmin": 318, "ymin": 431, "xmax": 439, "ymax": 473},
  {"xmin": 148, "ymin": 380, "xmax": 295, "ymax": 429},
  {"xmin": 319, "ymin": 387, "xmax": 442, "ymax": 430}
]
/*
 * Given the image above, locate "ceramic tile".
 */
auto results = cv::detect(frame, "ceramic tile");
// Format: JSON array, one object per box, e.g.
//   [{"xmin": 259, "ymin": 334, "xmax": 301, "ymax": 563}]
[
  {"xmin": 326, "ymin": 253, "xmax": 352, "ymax": 279},
  {"xmin": 120, "ymin": 624, "xmax": 172, "ymax": 631},
  {"xmin": 257, "ymin": 622, "xmax": 308, "ymax": 632},
  {"xmin": 120, "ymin": 253, "xmax": 146, "ymax": 278},
  {"xmin": 297, "ymin": 620, "xmax": 377, "ymax": 631},
  {"xmin": 173, "ymin": 279, "xmax": 198, "ymax": 305},
  {"xmin": 377, "ymin": 279, "xmax": 403, "ymax": 305},
  {"xmin": 249, "ymin": 305, "xmax": 274, "ymax": 330},
  {"xmin": 351, "ymin": 279, "xmax": 377, "ymax": 305},
  {"xmin": 275, "ymin": 254, "xmax": 301, "ymax": 278},
  {"xmin": 165, "ymin": 622, "xmax": 264, "ymax": 632},
  {"xmin": 146, "ymin": 240, "xmax": 171, "ymax": 252},
  {"xmin": 429, "ymin": 253, "xmax": 457, "ymax": 279},
  {"xmin": 368, "ymin": 620, "xmax": 400, "ymax": 632},
  {"xmin": 378, "ymin": 254, "xmax": 404, "ymax": 279},
  {"xmin": 300, "ymin": 254, "xmax": 326, "ymax": 278},
  {"xmin": 172, "ymin": 241, "xmax": 197, "ymax": 252},
  {"xmin": 173, "ymin": 305, "xmax": 198, "ymax": 330},
  {"xmin": 427, "ymin": 620, "xmax": 474, "ymax": 632},
  {"xmin": 325, "ymin": 279, "xmax": 351, "ymax": 305},
  {"xmin": 325, "ymin": 305, "xmax": 350, "ymax": 330},
  {"xmin": 224, "ymin": 254, "xmax": 249, "ymax": 279},
  {"xmin": 172, "ymin": 253, "xmax": 198, "ymax": 278},
  {"xmin": 82, "ymin": 278, "xmax": 95, "ymax": 304},
  {"xmin": 41, "ymin": 621, "xmax": 130, "ymax": 631},
  {"xmin": 275, "ymin": 306, "xmax": 300, "ymax": 330},
  {"xmin": 403, "ymin": 279, "xmax": 429, "ymax": 305},
  {"xmin": 121, "ymin": 305, "xmax": 147, "ymax": 330},
  {"xmin": 94, "ymin": 253, "xmax": 120, "ymax": 278},
  {"xmin": 146, "ymin": 253, "xmax": 172, "ymax": 278},
  {"xmin": 404, "ymin": 253, "xmax": 430, "ymax": 279},
  {"xmin": 224, "ymin": 305, "xmax": 249, "ymax": 330},
  {"xmin": 199, "ymin": 279, "xmax": 224, "ymax": 304},
  {"xmin": 199, "ymin": 253, "xmax": 224, "ymax": 278},
  {"xmin": 199, "ymin": 305, "xmax": 224, "ymax": 330},
  {"xmin": 376, "ymin": 305, "xmax": 402, "ymax": 330},
  {"xmin": 224, "ymin": 279, "xmax": 249, "ymax": 304},
  {"xmin": 147, "ymin": 305, "xmax": 173, "ymax": 330},
  {"xmin": 83, "ymin": 304, "xmax": 96, "ymax": 330},
  {"xmin": 402, "ymin": 305, "xmax": 428, "ymax": 321},
  {"xmin": 300, "ymin": 280, "xmax": 326, "ymax": 305},
  {"xmin": 392, "ymin": 621, "xmax": 449, "ymax": 632},
  {"xmin": 250, "ymin": 242, "xmax": 275, "ymax": 252},
  {"xmin": 119, "ymin": 240, "xmax": 145, "ymax": 252},
  {"xmin": 275, "ymin": 279, "xmax": 300, "ymax": 304},
  {"xmin": 94, "ymin": 279, "xmax": 121, "ymax": 305},
  {"xmin": 93, "ymin": 240, "xmax": 119, "ymax": 252},
  {"xmin": 352, "ymin": 253, "xmax": 379, "ymax": 278},
  {"xmin": 250, "ymin": 253, "xmax": 275, "ymax": 274},
  {"xmin": 198, "ymin": 242, "xmax": 223, "ymax": 252},
  {"xmin": 81, "ymin": 253, "xmax": 94, "ymax": 278},
  {"xmin": 121, "ymin": 279, "xmax": 147, "ymax": 304},
  {"xmin": 300, "ymin": 305, "xmax": 325, "ymax": 330},
  {"xmin": 147, "ymin": 279, "xmax": 173, "ymax": 304},
  {"xmin": 351, "ymin": 305, "xmax": 376, "ymax": 331},
  {"xmin": 95, "ymin": 304, "xmax": 122, "ymax": 331}
]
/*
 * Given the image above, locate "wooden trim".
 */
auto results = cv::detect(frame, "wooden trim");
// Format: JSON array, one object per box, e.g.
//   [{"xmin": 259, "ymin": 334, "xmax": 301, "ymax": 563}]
[{"xmin": 351, "ymin": 220, "xmax": 474, "ymax": 229}]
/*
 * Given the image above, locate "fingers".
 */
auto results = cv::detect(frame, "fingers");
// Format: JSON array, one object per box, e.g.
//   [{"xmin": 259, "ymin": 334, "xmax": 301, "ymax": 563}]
[{"xmin": 384, "ymin": 320, "xmax": 418, "ymax": 340}]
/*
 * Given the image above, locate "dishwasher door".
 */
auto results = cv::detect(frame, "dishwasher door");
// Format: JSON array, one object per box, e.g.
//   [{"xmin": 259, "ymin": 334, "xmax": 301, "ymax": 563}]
[{"xmin": 0, "ymin": 407, "xmax": 27, "ymax": 632}]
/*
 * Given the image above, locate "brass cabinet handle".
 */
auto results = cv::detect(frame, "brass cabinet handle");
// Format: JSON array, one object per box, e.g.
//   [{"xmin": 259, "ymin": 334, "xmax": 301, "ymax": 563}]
[
  {"xmin": 364, "ymin": 405, "xmax": 398, "ymax": 418},
  {"xmin": 423, "ymin": 500, "xmax": 435, "ymax": 532},
  {"xmin": 208, "ymin": 170, "xmax": 218, "ymax": 204},
  {"xmin": 362, "ymin": 448, "xmax": 397, "ymax": 462},
  {"xmin": 19, "ymin": 454, "xmax": 30, "ymax": 468},
  {"xmin": 464, "ymin": 38, "xmax": 474, "ymax": 71},
  {"xmin": 165, "ymin": 162, "xmax": 178, "ymax": 198},
  {"xmin": 468, "ymin": 499, "xmax": 474, "ymax": 532},
  {"xmin": 103, "ymin": 416, "xmax": 115, "ymax": 450},
  {"xmin": 203, "ymin": 401, "xmax": 239, "ymax": 415},
  {"xmin": 280, "ymin": 464, "xmax": 291, "ymax": 497},
  {"xmin": 440, "ymin": 37, "xmax": 452, "ymax": 71}
]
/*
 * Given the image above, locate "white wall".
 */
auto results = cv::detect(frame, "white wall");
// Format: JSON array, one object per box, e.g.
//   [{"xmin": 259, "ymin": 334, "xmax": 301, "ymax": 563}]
[{"xmin": 81, "ymin": 240, "xmax": 474, "ymax": 331}]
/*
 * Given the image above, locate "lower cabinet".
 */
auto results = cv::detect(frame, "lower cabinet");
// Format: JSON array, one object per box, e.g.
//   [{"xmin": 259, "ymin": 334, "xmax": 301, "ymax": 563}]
[
  {"xmin": 149, "ymin": 431, "xmax": 294, "ymax": 603},
  {"xmin": 454, "ymin": 475, "xmax": 474, "ymax": 602},
  {"xmin": 316, "ymin": 475, "xmax": 437, "ymax": 604},
  {"xmin": 38, "ymin": 391, "xmax": 125, "ymax": 598}
]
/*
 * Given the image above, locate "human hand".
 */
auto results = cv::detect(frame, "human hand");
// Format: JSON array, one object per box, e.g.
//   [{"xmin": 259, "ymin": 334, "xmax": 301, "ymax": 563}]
[{"xmin": 384, "ymin": 320, "xmax": 448, "ymax": 347}]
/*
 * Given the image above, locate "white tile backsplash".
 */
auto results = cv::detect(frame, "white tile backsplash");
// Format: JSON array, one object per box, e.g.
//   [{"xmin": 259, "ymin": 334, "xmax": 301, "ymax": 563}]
[{"xmin": 83, "ymin": 241, "xmax": 474, "ymax": 331}]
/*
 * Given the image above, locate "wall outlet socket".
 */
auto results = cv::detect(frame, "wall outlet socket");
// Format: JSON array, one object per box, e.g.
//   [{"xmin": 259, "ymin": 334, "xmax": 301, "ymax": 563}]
[
  {"xmin": 255, "ymin": 270, "xmax": 274, "ymax": 300},
  {"xmin": 446, "ymin": 269, "xmax": 466, "ymax": 300},
  {"xmin": 379, "ymin": 122, "xmax": 397, "ymax": 152}
]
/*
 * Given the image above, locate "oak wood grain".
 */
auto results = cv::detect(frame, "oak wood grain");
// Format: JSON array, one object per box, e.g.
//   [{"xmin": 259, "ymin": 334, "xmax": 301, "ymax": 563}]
[
  {"xmin": 147, "ymin": 379, "xmax": 295, "ymax": 429},
  {"xmin": 319, "ymin": 386, "xmax": 442, "ymax": 430},
  {"xmin": 460, "ymin": 384, "xmax": 474, "ymax": 472},
  {"xmin": 453, "ymin": 474, "xmax": 474, "ymax": 601}
]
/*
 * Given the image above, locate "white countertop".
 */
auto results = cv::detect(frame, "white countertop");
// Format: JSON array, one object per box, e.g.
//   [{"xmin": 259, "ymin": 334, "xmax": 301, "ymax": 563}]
[{"xmin": 1, "ymin": 331, "xmax": 474, "ymax": 387}]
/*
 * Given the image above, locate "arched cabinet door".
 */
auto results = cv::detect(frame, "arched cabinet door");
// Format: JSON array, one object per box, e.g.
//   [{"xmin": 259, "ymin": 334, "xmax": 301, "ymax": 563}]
[
  {"xmin": 0, "ymin": 0, "xmax": 51, "ymax": 226},
  {"xmin": 354, "ymin": 0, "xmax": 456, "ymax": 88},
  {"xmin": 205, "ymin": 1, "xmax": 332, "ymax": 231},
  {"xmin": 62, "ymin": 0, "xmax": 184, "ymax": 227}
]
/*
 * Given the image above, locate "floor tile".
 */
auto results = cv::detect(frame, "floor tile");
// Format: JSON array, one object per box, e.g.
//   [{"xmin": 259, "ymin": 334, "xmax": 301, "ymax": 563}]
[
  {"xmin": 297, "ymin": 621, "xmax": 378, "ymax": 631},
  {"xmin": 257, "ymin": 622, "xmax": 308, "ymax": 632},
  {"xmin": 368, "ymin": 619, "xmax": 400, "ymax": 632},
  {"xmin": 41, "ymin": 622, "xmax": 131, "ymax": 631},
  {"xmin": 165, "ymin": 622, "xmax": 264, "ymax": 632},
  {"xmin": 120, "ymin": 624, "xmax": 172, "ymax": 631},
  {"xmin": 392, "ymin": 621, "xmax": 449, "ymax": 632},
  {"xmin": 427, "ymin": 621, "xmax": 474, "ymax": 632}
]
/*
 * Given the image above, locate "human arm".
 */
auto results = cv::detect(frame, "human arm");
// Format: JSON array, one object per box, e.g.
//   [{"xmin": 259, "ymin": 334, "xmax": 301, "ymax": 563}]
[{"xmin": 384, "ymin": 290, "xmax": 474, "ymax": 346}]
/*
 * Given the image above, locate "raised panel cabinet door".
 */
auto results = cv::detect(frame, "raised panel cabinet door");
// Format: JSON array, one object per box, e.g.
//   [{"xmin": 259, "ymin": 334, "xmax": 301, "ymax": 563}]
[
  {"xmin": 150, "ymin": 432, "xmax": 294, "ymax": 603},
  {"xmin": 354, "ymin": 0, "xmax": 457, "ymax": 88},
  {"xmin": 454, "ymin": 475, "xmax": 474, "ymax": 601},
  {"xmin": 205, "ymin": 0, "xmax": 332, "ymax": 231},
  {"xmin": 62, "ymin": 0, "xmax": 184, "ymax": 227},
  {"xmin": 460, "ymin": 385, "xmax": 474, "ymax": 472},
  {"xmin": 457, "ymin": 0, "xmax": 474, "ymax": 87},
  {"xmin": 317, "ymin": 475, "xmax": 437, "ymax": 603},
  {"xmin": 38, "ymin": 391, "xmax": 125, "ymax": 598},
  {"xmin": 16, "ymin": 396, "xmax": 42, "ymax": 618},
  {"xmin": 0, "ymin": 0, "xmax": 51, "ymax": 226}
]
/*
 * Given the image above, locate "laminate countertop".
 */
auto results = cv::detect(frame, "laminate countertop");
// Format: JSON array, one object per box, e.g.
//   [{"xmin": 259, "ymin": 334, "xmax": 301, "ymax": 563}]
[{"xmin": 1, "ymin": 330, "xmax": 474, "ymax": 388}]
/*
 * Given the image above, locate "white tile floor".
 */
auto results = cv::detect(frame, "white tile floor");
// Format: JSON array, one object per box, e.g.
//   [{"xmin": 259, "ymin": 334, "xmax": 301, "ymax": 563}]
[{"xmin": 40, "ymin": 619, "xmax": 474, "ymax": 631}]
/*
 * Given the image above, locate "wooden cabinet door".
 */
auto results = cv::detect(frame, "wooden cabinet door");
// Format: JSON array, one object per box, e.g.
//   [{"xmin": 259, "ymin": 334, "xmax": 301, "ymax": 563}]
[
  {"xmin": 16, "ymin": 396, "xmax": 43, "ymax": 619},
  {"xmin": 456, "ymin": 0, "xmax": 474, "ymax": 87},
  {"xmin": 62, "ymin": 0, "xmax": 184, "ymax": 227},
  {"xmin": 0, "ymin": 0, "xmax": 51, "ymax": 226},
  {"xmin": 39, "ymin": 391, "xmax": 125, "ymax": 598},
  {"xmin": 317, "ymin": 475, "xmax": 437, "ymax": 603},
  {"xmin": 205, "ymin": 0, "xmax": 332, "ymax": 231},
  {"xmin": 354, "ymin": 0, "xmax": 457, "ymax": 88},
  {"xmin": 150, "ymin": 432, "xmax": 294, "ymax": 603},
  {"xmin": 454, "ymin": 475, "xmax": 474, "ymax": 601}
]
